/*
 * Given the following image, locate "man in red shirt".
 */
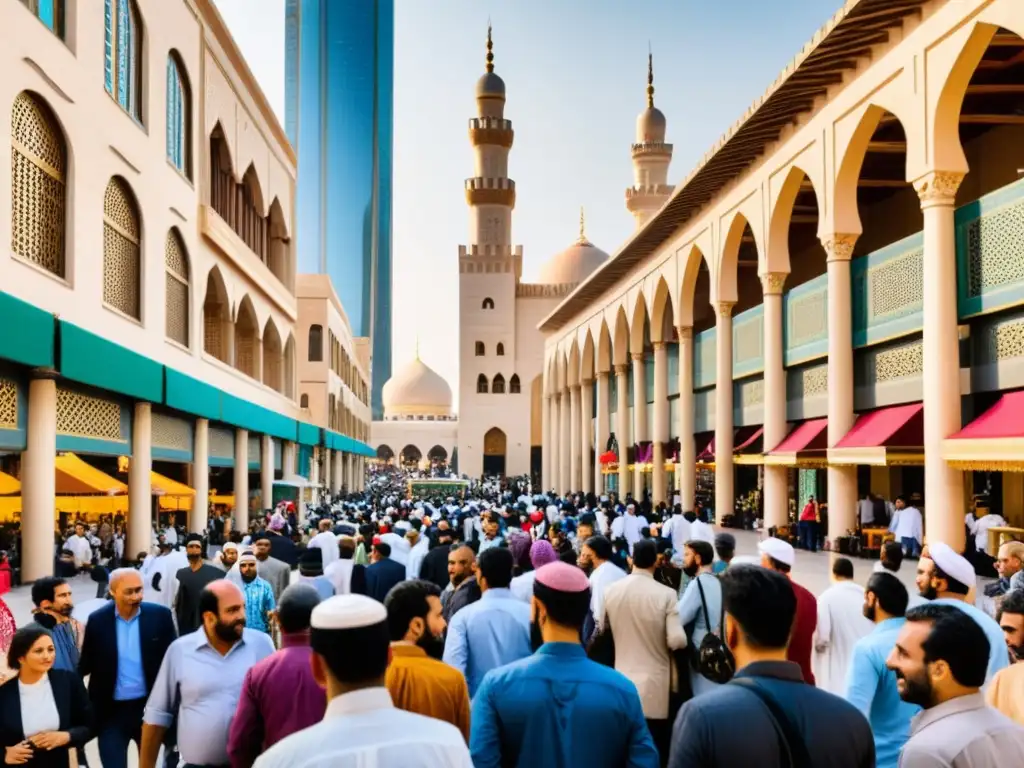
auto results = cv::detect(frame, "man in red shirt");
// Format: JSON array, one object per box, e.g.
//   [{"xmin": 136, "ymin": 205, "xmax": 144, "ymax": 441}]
[{"xmin": 759, "ymin": 537, "xmax": 817, "ymax": 685}]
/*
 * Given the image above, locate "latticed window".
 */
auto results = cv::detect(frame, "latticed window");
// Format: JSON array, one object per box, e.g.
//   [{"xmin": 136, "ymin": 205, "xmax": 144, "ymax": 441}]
[
  {"xmin": 210, "ymin": 129, "xmax": 234, "ymax": 223},
  {"xmin": 166, "ymin": 54, "xmax": 190, "ymax": 177},
  {"xmin": 104, "ymin": 0, "xmax": 143, "ymax": 121},
  {"xmin": 103, "ymin": 177, "xmax": 142, "ymax": 320},
  {"xmin": 237, "ymin": 170, "xmax": 267, "ymax": 260},
  {"xmin": 10, "ymin": 91, "xmax": 66, "ymax": 278},
  {"xmin": 493, "ymin": 374, "xmax": 506, "ymax": 394},
  {"xmin": 165, "ymin": 230, "xmax": 189, "ymax": 347},
  {"xmin": 235, "ymin": 305, "xmax": 258, "ymax": 378},
  {"xmin": 509, "ymin": 374, "xmax": 521, "ymax": 394},
  {"xmin": 477, "ymin": 374, "xmax": 488, "ymax": 394},
  {"xmin": 328, "ymin": 395, "xmax": 336, "ymax": 429},
  {"xmin": 19, "ymin": 0, "xmax": 63, "ymax": 37},
  {"xmin": 203, "ymin": 272, "xmax": 228, "ymax": 362},
  {"xmin": 263, "ymin": 331, "xmax": 282, "ymax": 392}
]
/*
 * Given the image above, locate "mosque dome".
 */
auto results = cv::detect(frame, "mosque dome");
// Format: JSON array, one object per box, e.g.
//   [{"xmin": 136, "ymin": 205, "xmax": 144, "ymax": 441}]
[
  {"xmin": 538, "ymin": 208, "xmax": 609, "ymax": 286},
  {"xmin": 636, "ymin": 106, "xmax": 667, "ymax": 143},
  {"xmin": 382, "ymin": 356, "xmax": 453, "ymax": 419},
  {"xmin": 476, "ymin": 72, "xmax": 506, "ymax": 100}
]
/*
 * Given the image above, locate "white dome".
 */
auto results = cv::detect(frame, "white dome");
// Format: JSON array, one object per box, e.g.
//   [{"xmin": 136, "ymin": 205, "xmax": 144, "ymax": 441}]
[
  {"xmin": 382, "ymin": 357, "xmax": 453, "ymax": 419},
  {"xmin": 476, "ymin": 72, "xmax": 506, "ymax": 100},
  {"xmin": 538, "ymin": 239, "xmax": 610, "ymax": 286},
  {"xmin": 636, "ymin": 106, "xmax": 667, "ymax": 143}
]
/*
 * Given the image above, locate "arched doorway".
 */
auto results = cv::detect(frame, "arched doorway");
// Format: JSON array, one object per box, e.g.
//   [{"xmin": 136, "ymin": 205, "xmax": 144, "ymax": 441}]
[
  {"xmin": 400, "ymin": 444, "xmax": 422, "ymax": 468},
  {"xmin": 376, "ymin": 444, "xmax": 395, "ymax": 464},
  {"xmin": 427, "ymin": 445, "xmax": 448, "ymax": 466},
  {"xmin": 483, "ymin": 427, "xmax": 507, "ymax": 477}
]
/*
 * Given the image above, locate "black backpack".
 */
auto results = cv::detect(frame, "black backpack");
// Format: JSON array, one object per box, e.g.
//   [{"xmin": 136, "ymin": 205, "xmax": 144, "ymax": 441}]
[{"xmin": 694, "ymin": 575, "xmax": 736, "ymax": 684}]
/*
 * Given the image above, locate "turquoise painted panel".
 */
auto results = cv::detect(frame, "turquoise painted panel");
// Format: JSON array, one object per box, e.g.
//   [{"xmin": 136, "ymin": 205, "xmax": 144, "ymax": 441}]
[
  {"xmin": 852, "ymin": 231, "xmax": 924, "ymax": 348},
  {"xmin": 56, "ymin": 434, "xmax": 129, "ymax": 456},
  {"xmin": 0, "ymin": 292, "xmax": 54, "ymax": 368},
  {"xmin": 60, "ymin": 321, "xmax": 162, "ymax": 403},
  {"xmin": 956, "ymin": 176, "xmax": 1024, "ymax": 319},
  {"xmin": 297, "ymin": 422, "xmax": 321, "ymax": 446},
  {"xmin": 152, "ymin": 447, "xmax": 192, "ymax": 463},
  {"xmin": 209, "ymin": 456, "xmax": 234, "ymax": 468},
  {"xmin": 221, "ymin": 395, "xmax": 296, "ymax": 441},
  {"xmin": 297, "ymin": 444, "xmax": 313, "ymax": 477},
  {"xmin": 733, "ymin": 304, "xmax": 764, "ymax": 378},
  {"xmin": 694, "ymin": 327, "xmax": 717, "ymax": 390},
  {"xmin": 165, "ymin": 369, "xmax": 221, "ymax": 421},
  {"xmin": 784, "ymin": 274, "xmax": 828, "ymax": 366}
]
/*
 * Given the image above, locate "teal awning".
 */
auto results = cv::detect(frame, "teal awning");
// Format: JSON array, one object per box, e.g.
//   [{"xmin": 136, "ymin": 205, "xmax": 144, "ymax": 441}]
[
  {"xmin": 297, "ymin": 422, "xmax": 321, "ymax": 446},
  {"xmin": 0, "ymin": 291, "xmax": 54, "ymax": 368},
  {"xmin": 60, "ymin": 321, "xmax": 163, "ymax": 402}
]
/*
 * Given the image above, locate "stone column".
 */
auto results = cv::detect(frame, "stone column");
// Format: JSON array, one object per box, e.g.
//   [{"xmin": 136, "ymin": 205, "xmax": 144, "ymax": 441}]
[
  {"xmin": 631, "ymin": 352, "xmax": 648, "ymax": 496},
  {"xmin": 323, "ymin": 445, "xmax": 333, "ymax": 497},
  {"xmin": 677, "ymin": 327, "xmax": 695, "ymax": 510},
  {"xmin": 652, "ymin": 341, "xmax": 669, "ymax": 504},
  {"xmin": 128, "ymin": 402, "xmax": 152, "ymax": 559},
  {"xmin": 21, "ymin": 372, "xmax": 57, "ymax": 581},
  {"xmin": 234, "ymin": 429, "xmax": 249, "ymax": 532},
  {"xmin": 541, "ymin": 393, "xmax": 551, "ymax": 490},
  {"xmin": 714, "ymin": 303, "xmax": 735, "ymax": 524},
  {"xmin": 261, "ymin": 434, "xmax": 274, "ymax": 512},
  {"xmin": 334, "ymin": 449, "xmax": 344, "ymax": 493},
  {"xmin": 615, "ymin": 363, "xmax": 631, "ymax": 498},
  {"xmin": 559, "ymin": 391, "xmax": 571, "ymax": 494},
  {"xmin": 569, "ymin": 384, "xmax": 581, "ymax": 491},
  {"xmin": 822, "ymin": 234, "xmax": 859, "ymax": 544},
  {"xmin": 550, "ymin": 393, "xmax": 561, "ymax": 492},
  {"xmin": 595, "ymin": 371, "xmax": 611, "ymax": 495},
  {"xmin": 580, "ymin": 378, "xmax": 594, "ymax": 494},
  {"xmin": 916, "ymin": 171, "xmax": 966, "ymax": 551},
  {"xmin": 283, "ymin": 441, "xmax": 296, "ymax": 476},
  {"xmin": 191, "ymin": 418, "xmax": 209, "ymax": 534},
  {"xmin": 762, "ymin": 273, "xmax": 789, "ymax": 530}
]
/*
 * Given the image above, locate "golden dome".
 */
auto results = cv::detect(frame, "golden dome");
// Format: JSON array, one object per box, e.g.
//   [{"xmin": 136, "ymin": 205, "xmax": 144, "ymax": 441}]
[
  {"xmin": 382, "ymin": 356, "xmax": 453, "ymax": 419},
  {"xmin": 538, "ymin": 208, "xmax": 609, "ymax": 286}
]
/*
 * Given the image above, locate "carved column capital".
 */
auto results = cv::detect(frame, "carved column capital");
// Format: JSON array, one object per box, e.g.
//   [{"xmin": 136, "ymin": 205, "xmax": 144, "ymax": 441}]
[
  {"xmin": 596, "ymin": 368, "xmax": 610, "ymax": 380},
  {"xmin": 819, "ymin": 233, "xmax": 858, "ymax": 263},
  {"xmin": 614, "ymin": 363, "xmax": 630, "ymax": 375},
  {"xmin": 570, "ymin": 382, "xmax": 581, "ymax": 393},
  {"xmin": 914, "ymin": 171, "xmax": 964, "ymax": 208},
  {"xmin": 581, "ymin": 377, "xmax": 593, "ymax": 386},
  {"xmin": 676, "ymin": 326, "xmax": 693, "ymax": 341},
  {"xmin": 630, "ymin": 352, "xmax": 646, "ymax": 362},
  {"xmin": 715, "ymin": 301, "xmax": 736, "ymax": 319},
  {"xmin": 760, "ymin": 272, "xmax": 788, "ymax": 296},
  {"xmin": 652, "ymin": 341, "xmax": 666, "ymax": 351}
]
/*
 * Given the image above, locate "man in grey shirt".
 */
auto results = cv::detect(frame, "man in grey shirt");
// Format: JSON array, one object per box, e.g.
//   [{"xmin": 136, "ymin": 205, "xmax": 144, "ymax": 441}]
[
  {"xmin": 886, "ymin": 603, "xmax": 1024, "ymax": 767},
  {"xmin": 139, "ymin": 580, "xmax": 275, "ymax": 768}
]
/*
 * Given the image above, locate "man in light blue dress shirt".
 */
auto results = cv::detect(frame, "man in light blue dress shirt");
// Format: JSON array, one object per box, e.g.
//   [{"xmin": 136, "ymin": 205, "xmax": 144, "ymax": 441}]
[
  {"xmin": 443, "ymin": 547, "xmax": 531, "ymax": 697},
  {"xmin": 845, "ymin": 572, "xmax": 921, "ymax": 768},
  {"xmin": 140, "ymin": 580, "xmax": 274, "ymax": 768}
]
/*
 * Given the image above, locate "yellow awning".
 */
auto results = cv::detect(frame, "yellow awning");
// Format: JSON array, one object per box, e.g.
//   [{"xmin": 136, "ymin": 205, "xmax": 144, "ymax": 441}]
[
  {"xmin": 55, "ymin": 453, "xmax": 128, "ymax": 495},
  {"xmin": 151, "ymin": 472, "xmax": 195, "ymax": 497},
  {"xmin": 0, "ymin": 470, "xmax": 20, "ymax": 495}
]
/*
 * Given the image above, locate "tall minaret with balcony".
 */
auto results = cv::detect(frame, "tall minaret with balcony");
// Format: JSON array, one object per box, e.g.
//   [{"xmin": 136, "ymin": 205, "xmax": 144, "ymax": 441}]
[{"xmin": 625, "ymin": 53, "xmax": 674, "ymax": 228}]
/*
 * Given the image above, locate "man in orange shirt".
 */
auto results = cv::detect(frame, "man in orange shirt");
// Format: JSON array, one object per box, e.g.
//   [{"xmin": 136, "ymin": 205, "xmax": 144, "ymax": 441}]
[{"xmin": 384, "ymin": 580, "xmax": 471, "ymax": 741}]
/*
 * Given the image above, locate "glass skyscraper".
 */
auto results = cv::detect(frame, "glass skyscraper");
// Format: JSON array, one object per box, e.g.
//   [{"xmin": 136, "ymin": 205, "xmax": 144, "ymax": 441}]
[{"xmin": 285, "ymin": 0, "xmax": 393, "ymax": 419}]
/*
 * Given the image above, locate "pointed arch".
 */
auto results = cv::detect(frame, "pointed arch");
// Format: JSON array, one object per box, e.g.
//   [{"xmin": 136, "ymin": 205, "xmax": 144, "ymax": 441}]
[
  {"xmin": 283, "ymin": 333, "xmax": 296, "ymax": 399},
  {"xmin": 567, "ymin": 340, "xmax": 581, "ymax": 388},
  {"xmin": 102, "ymin": 176, "xmax": 142, "ymax": 320},
  {"xmin": 492, "ymin": 374, "xmax": 506, "ymax": 394},
  {"xmin": 210, "ymin": 122, "xmax": 235, "ymax": 222},
  {"xmin": 496, "ymin": 342, "xmax": 505, "ymax": 356},
  {"xmin": 580, "ymin": 331, "xmax": 595, "ymax": 382},
  {"xmin": 475, "ymin": 341, "xmax": 485, "ymax": 356},
  {"xmin": 718, "ymin": 211, "xmax": 755, "ymax": 306},
  {"xmin": 596, "ymin": 319, "xmax": 613, "ymax": 374},
  {"xmin": 377, "ymin": 444, "xmax": 394, "ymax": 462},
  {"xmin": 509, "ymin": 373, "xmax": 521, "ymax": 394},
  {"xmin": 477, "ymin": 373, "xmax": 489, "ymax": 394},
  {"xmin": 166, "ymin": 50, "xmax": 192, "ymax": 178},
  {"xmin": 629, "ymin": 294, "xmax": 649, "ymax": 355},
  {"xmin": 650, "ymin": 276, "xmax": 675, "ymax": 343},
  {"xmin": 104, "ymin": 0, "xmax": 144, "ymax": 121},
  {"xmin": 401, "ymin": 445, "xmax": 422, "ymax": 466},
  {"xmin": 262, "ymin": 317, "xmax": 284, "ymax": 393},
  {"xmin": 308, "ymin": 324, "xmax": 323, "ymax": 362},
  {"xmin": 234, "ymin": 294, "xmax": 261, "ymax": 379},
  {"xmin": 766, "ymin": 165, "xmax": 816, "ymax": 276},
  {"xmin": 613, "ymin": 305, "xmax": 631, "ymax": 367},
  {"xmin": 267, "ymin": 197, "xmax": 290, "ymax": 286},
  {"xmin": 678, "ymin": 244, "xmax": 710, "ymax": 328},
  {"xmin": 202, "ymin": 265, "xmax": 230, "ymax": 362},
  {"xmin": 427, "ymin": 445, "xmax": 448, "ymax": 462},
  {"xmin": 165, "ymin": 228, "xmax": 190, "ymax": 347}
]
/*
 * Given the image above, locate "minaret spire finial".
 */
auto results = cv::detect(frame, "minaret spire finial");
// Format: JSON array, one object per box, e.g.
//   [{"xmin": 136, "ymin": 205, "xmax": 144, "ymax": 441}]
[
  {"xmin": 486, "ymin": 22, "xmax": 494, "ymax": 73},
  {"xmin": 415, "ymin": 335, "xmax": 420, "ymax": 360},
  {"xmin": 647, "ymin": 45, "xmax": 655, "ymax": 108},
  {"xmin": 576, "ymin": 206, "xmax": 591, "ymax": 246}
]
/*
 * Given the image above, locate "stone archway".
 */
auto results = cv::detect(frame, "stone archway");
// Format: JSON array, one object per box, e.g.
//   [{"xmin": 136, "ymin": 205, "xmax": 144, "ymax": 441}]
[
  {"xmin": 376, "ymin": 445, "xmax": 395, "ymax": 463},
  {"xmin": 483, "ymin": 427, "xmax": 507, "ymax": 477},
  {"xmin": 427, "ymin": 445, "xmax": 448, "ymax": 465},
  {"xmin": 400, "ymin": 444, "xmax": 422, "ymax": 468}
]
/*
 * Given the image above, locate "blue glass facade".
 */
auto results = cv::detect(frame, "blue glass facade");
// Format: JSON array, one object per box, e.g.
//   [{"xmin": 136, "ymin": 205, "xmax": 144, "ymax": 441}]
[{"xmin": 285, "ymin": 0, "xmax": 393, "ymax": 419}]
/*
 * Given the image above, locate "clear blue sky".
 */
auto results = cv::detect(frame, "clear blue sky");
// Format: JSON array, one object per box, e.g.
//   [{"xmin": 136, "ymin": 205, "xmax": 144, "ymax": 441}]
[{"xmin": 215, "ymin": 0, "xmax": 840, "ymax": 400}]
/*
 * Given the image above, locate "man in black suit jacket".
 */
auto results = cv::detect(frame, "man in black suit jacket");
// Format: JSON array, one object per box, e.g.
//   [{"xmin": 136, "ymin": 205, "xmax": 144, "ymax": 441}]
[
  {"xmin": 419, "ymin": 528, "xmax": 454, "ymax": 590},
  {"xmin": 365, "ymin": 541, "xmax": 407, "ymax": 602},
  {"xmin": 78, "ymin": 568, "xmax": 176, "ymax": 768}
]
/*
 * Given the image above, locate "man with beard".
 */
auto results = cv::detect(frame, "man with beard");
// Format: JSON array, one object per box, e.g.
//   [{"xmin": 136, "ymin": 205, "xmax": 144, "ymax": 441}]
[
  {"xmin": 886, "ymin": 603, "xmax": 1024, "ymax": 765},
  {"xmin": 844, "ymin": 572, "xmax": 920, "ymax": 768},
  {"xmin": 677, "ymin": 540, "xmax": 724, "ymax": 698},
  {"xmin": 442, "ymin": 545, "xmax": 481, "ymax": 623},
  {"xmin": 229, "ymin": 533, "xmax": 291, "ymax": 601},
  {"xmin": 213, "ymin": 541, "xmax": 239, "ymax": 571},
  {"xmin": 986, "ymin": 590, "xmax": 1024, "ymax": 724},
  {"xmin": 140, "ymin": 580, "xmax": 274, "ymax": 768},
  {"xmin": 238, "ymin": 549, "xmax": 277, "ymax": 635},
  {"xmin": 174, "ymin": 533, "xmax": 224, "ymax": 634},
  {"xmin": 384, "ymin": 580, "xmax": 471, "ymax": 742},
  {"xmin": 470, "ymin": 561, "xmax": 658, "ymax": 767},
  {"xmin": 30, "ymin": 577, "xmax": 81, "ymax": 672},
  {"xmin": 916, "ymin": 542, "xmax": 1008, "ymax": 685}
]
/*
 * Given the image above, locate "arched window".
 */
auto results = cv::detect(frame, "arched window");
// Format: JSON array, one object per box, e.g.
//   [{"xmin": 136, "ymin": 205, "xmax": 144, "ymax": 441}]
[
  {"xmin": 165, "ymin": 229, "xmax": 189, "ymax": 347},
  {"xmin": 18, "ymin": 0, "xmax": 64, "ymax": 37},
  {"xmin": 475, "ymin": 341, "xmax": 485, "ymax": 356},
  {"xmin": 103, "ymin": 177, "xmax": 142, "ymax": 320},
  {"xmin": 300, "ymin": 393, "xmax": 309, "ymax": 409},
  {"xmin": 496, "ymin": 342, "xmax": 505, "ymax": 356},
  {"xmin": 10, "ymin": 91, "xmax": 67, "ymax": 278},
  {"xmin": 234, "ymin": 298, "xmax": 259, "ymax": 379},
  {"xmin": 482, "ymin": 297, "xmax": 495, "ymax": 310},
  {"xmin": 477, "ymin": 374, "xmax": 488, "ymax": 394},
  {"xmin": 308, "ymin": 324, "xmax": 323, "ymax": 361},
  {"xmin": 104, "ymin": 0, "xmax": 143, "ymax": 121},
  {"xmin": 509, "ymin": 374, "xmax": 521, "ymax": 394},
  {"xmin": 166, "ymin": 53, "xmax": 191, "ymax": 177},
  {"xmin": 492, "ymin": 374, "xmax": 505, "ymax": 394}
]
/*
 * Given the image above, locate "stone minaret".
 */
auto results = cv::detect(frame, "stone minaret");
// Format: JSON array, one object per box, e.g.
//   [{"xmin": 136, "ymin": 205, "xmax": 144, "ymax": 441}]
[{"xmin": 625, "ymin": 53, "xmax": 674, "ymax": 228}]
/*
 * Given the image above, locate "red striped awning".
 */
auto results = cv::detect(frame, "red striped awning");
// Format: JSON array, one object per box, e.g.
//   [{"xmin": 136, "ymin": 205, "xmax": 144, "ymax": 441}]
[
  {"xmin": 829, "ymin": 403, "xmax": 924, "ymax": 466},
  {"xmin": 943, "ymin": 391, "xmax": 1024, "ymax": 471}
]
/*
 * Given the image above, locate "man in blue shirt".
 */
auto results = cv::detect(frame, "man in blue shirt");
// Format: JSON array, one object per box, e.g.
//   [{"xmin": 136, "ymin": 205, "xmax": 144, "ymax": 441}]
[
  {"xmin": 470, "ymin": 561, "xmax": 658, "ymax": 768},
  {"xmin": 30, "ymin": 577, "xmax": 80, "ymax": 672},
  {"xmin": 238, "ymin": 550, "xmax": 277, "ymax": 634},
  {"xmin": 443, "ymin": 547, "xmax": 530, "ymax": 697},
  {"xmin": 845, "ymin": 572, "xmax": 921, "ymax": 768}
]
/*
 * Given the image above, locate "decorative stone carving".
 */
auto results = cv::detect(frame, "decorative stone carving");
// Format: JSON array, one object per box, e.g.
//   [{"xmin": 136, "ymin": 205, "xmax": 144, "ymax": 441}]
[
  {"xmin": 676, "ymin": 326, "xmax": 693, "ymax": 341},
  {"xmin": 966, "ymin": 201, "xmax": 1024, "ymax": 299},
  {"xmin": 652, "ymin": 341, "xmax": 665, "ymax": 351},
  {"xmin": 630, "ymin": 352, "xmax": 645, "ymax": 362},
  {"xmin": 715, "ymin": 301, "xmax": 735, "ymax": 318},
  {"xmin": 914, "ymin": 171, "xmax": 964, "ymax": 207},
  {"xmin": 820, "ymin": 233, "xmax": 858, "ymax": 262},
  {"xmin": 614, "ymin": 363, "xmax": 630, "ymax": 375},
  {"xmin": 760, "ymin": 272, "xmax": 787, "ymax": 295}
]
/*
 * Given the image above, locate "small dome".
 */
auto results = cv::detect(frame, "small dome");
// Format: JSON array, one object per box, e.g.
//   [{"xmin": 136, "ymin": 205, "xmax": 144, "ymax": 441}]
[
  {"xmin": 636, "ymin": 106, "xmax": 667, "ymax": 143},
  {"xmin": 476, "ymin": 72, "xmax": 506, "ymax": 100},
  {"xmin": 538, "ymin": 240, "xmax": 610, "ymax": 286},
  {"xmin": 382, "ymin": 357, "xmax": 453, "ymax": 419}
]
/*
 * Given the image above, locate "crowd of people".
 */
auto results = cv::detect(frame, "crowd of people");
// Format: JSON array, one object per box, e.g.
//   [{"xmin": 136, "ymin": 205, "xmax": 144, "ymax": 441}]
[{"xmin": 0, "ymin": 466, "xmax": 1023, "ymax": 766}]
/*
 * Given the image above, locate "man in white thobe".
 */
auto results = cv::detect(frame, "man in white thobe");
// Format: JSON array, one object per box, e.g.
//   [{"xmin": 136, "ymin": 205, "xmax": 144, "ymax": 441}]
[
  {"xmin": 661, "ymin": 509, "xmax": 691, "ymax": 556},
  {"xmin": 405, "ymin": 519, "xmax": 430, "ymax": 580},
  {"xmin": 307, "ymin": 519, "xmax": 340, "ymax": 568},
  {"xmin": 581, "ymin": 536, "xmax": 627, "ymax": 634},
  {"xmin": 65, "ymin": 522, "xmax": 94, "ymax": 569},
  {"xmin": 888, "ymin": 496, "xmax": 923, "ymax": 557},
  {"xmin": 813, "ymin": 556, "xmax": 872, "ymax": 695},
  {"xmin": 613, "ymin": 504, "xmax": 648, "ymax": 554},
  {"xmin": 141, "ymin": 542, "xmax": 187, "ymax": 612}
]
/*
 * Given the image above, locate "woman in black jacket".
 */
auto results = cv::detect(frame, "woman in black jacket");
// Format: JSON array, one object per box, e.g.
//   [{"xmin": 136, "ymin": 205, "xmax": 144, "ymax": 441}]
[{"xmin": 0, "ymin": 625, "xmax": 93, "ymax": 767}]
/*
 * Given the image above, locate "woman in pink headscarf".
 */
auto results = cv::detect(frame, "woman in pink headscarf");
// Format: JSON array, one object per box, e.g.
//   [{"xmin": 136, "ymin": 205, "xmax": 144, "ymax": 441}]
[{"xmin": 0, "ymin": 596, "xmax": 15, "ymax": 683}]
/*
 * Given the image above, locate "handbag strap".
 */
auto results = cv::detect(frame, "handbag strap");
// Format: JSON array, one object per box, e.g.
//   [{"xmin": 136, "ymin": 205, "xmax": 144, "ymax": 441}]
[
  {"xmin": 695, "ymin": 575, "xmax": 713, "ymax": 634},
  {"xmin": 730, "ymin": 678, "xmax": 812, "ymax": 768}
]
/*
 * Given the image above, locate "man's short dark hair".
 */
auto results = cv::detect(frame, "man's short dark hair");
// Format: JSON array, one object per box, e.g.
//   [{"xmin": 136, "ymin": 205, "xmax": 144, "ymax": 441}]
[
  {"xmin": 767, "ymin": 556, "xmax": 791, "ymax": 575},
  {"xmin": 252, "ymin": 532, "xmax": 271, "ymax": 544},
  {"xmin": 996, "ymin": 589, "xmax": 1024, "ymax": 625},
  {"xmin": 932, "ymin": 564, "xmax": 970, "ymax": 596},
  {"xmin": 197, "ymin": 586, "xmax": 221, "ymax": 622},
  {"xmin": 632, "ymin": 539, "xmax": 658, "ymax": 569},
  {"xmin": 31, "ymin": 577, "xmax": 67, "ymax": 608},
  {"xmin": 832, "ymin": 557, "xmax": 854, "ymax": 580},
  {"xmin": 584, "ymin": 535, "xmax": 613, "ymax": 562},
  {"xmin": 277, "ymin": 584, "xmax": 321, "ymax": 634},
  {"xmin": 384, "ymin": 580, "xmax": 442, "ymax": 641},
  {"xmin": 905, "ymin": 603, "xmax": 989, "ymax": 688},
  {"xmin": 686, "ymin": 540, "xmax": 714, "ymax": 567},
  {"xmin": 578, "ymin": 513, "xmax": 596, "ymax": 529},
  {"xmin": 866, "ymin": 572, "xmax": 909, "ymax": 618},
  {"xmin": 721, "ymin": 565, "xmax": 796, "ymax": 649},
  {"xmin": 373, "ymin": 541, "xmax": 392, "ymax": 559},
  {"xmin": 534, "ymin": 581, "xmax": 590, "ymax": 630},
  {"xmin": 312, "ymin": 620, "xmax": 390, "ymax": 685},
  {"xmin": 881, "ymin": 541, "xmax": 903, "ymax": 572},
  {"xmin": 478, "ymin": 547, "xmax": 514, "ymax": 589}
]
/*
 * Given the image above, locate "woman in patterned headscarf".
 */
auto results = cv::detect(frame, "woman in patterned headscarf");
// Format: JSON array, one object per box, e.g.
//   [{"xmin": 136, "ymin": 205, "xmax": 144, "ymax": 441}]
[{"xmin": 0, "ymin": 596, "xmax": 15, "ymax": 683}]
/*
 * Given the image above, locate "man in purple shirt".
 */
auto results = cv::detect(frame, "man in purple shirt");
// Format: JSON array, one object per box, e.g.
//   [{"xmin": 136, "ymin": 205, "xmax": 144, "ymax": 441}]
[{"xmin": 227, "ymin": 584, "xmax": 326, "ymax": 766}]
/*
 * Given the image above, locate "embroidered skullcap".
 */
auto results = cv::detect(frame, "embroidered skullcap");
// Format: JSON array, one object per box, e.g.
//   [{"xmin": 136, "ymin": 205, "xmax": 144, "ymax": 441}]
[
  {"xmin": 534, "ymin": 561, "xmax": 588, "ymax": 593},
  {"xmin": 530, "ymin": 540, "xmax": 558, "ymax": 568}
]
